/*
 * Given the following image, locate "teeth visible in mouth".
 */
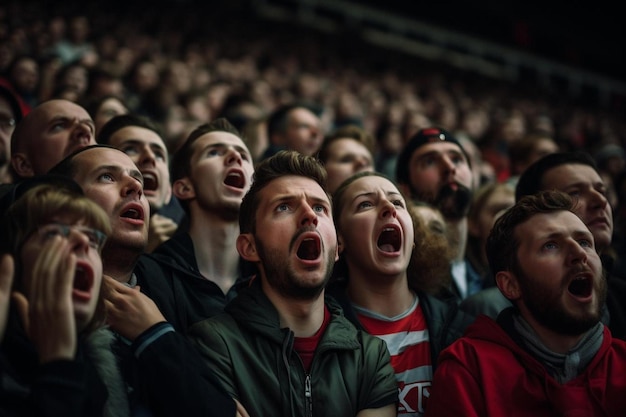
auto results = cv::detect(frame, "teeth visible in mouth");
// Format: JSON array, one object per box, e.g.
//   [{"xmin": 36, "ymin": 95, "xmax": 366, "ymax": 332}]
[
  {"xmin": 122, "ymin": 208, "xmax": 140, "ymax": 219},
  {"xmin": 377, "ymin": 227, "xmax": 400, "ymax": 252},
  {"xmin": 224, "ymin": 172, "xmax": 244, "ymax": 189}
]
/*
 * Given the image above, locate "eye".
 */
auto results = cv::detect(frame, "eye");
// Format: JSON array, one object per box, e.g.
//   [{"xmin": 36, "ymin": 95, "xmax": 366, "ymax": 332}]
[
  {"xmin": 543, "ymin": 241, "xmax": 558, "ymax": 250},
  {"xmin": 276, "ymin": 203, "xmax": 290, "ymax": 212},
  {"xmin": 98, "ymin": 172, "xmax": 115, "ymax": 182},
  {"xmin": 420, "ymin": 156, "xmax": 437, "ymax": 167},
  {"xmin": 154, "ymin": 150, "xmax": 167, "ymax": 162},
  {"xmin": 579, "ymin": 239, "xmax": 593, "ymax": 248},
  {"xmin": 40, "ymin": 224, "xmax": 65, "ymax": 240},
  {"xmin": 50, "ymin": 121, "xmax": 66, "ymax": 132},
  {"xmin": 392, "ymin": 199, "xmax": 405, "ymax": 208},
  {"xmin": 82, "ymin": 229, "xmax": 103, "ymax": 249},
  {"xmin": 313, "ymin": 204, "xmax": 326, "ymax": 213},
  {"xmin": 122, "ymin": 145, "xmax": 139, "ymax": 156},
  {"xmin": 357, "ymin": 201, "xmax": 373, "ymax": 209},
  {"xmin": 451, "ymin": 153, "xmax": 466, "ymax": 165},
  {"xmin": 207, "ymin": 148, "xmax": 223, "ymax": 157}
]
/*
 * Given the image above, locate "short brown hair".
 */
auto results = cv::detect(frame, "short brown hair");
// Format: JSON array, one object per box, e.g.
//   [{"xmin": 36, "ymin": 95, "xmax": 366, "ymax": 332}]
[{"xmin": 239, "ymin": 150, "xmax": 328, "ymax": 234}]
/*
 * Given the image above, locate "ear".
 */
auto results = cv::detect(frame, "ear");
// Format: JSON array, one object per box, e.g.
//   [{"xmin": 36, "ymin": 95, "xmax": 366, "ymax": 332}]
[
  {"xmin": 337, "ymin": 233, "xmax": 345, "ymax": 255},
  {"xmin": 237, "ymin": 233, "xmax": 260, "ymax": 262},
  {"xmin": 495, "ymin": 270, "xmax": 521, "ymax": 301},
  {"xmin": 172, "ymin": 178, "xmax": 194, "ymax": 201},
  {"xmin": 11, "ymin": 153, "xmax": 34, "ymax": 178}
]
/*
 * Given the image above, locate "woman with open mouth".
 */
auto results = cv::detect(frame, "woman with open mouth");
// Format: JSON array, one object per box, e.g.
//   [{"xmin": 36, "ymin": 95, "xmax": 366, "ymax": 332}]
[{"xmin": 0, "ymin": 178, "xmax": 129, "ymax": 417}]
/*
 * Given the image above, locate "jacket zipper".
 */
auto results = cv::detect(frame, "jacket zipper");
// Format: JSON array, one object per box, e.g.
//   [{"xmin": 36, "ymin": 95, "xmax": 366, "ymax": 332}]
[{"xmin": 305, "ymin": 373, "xmax": 312, "ymax": 417}]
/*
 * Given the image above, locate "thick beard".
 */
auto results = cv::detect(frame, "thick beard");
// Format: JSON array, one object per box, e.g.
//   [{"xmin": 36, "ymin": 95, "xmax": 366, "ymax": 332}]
[
  {"xmin": 255, "ymin": 236, "xmax": 335, "ymax": 301},
  {"xmin": 517, "ymin": 266, "xmax": 607, "ymax": 336},
  {"xmin": 414, "ymin": 183, "xmax": 473, "ymax": 220}
]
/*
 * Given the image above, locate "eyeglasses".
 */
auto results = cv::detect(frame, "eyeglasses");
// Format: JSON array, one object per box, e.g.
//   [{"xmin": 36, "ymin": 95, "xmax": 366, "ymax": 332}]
[
  {"xmin": 36, "ymin": 222, "xmax": 107, "ymax": 250},
  {"xmin": 0, "ymin": 117, "xmax": 16, "ymax": 133}
]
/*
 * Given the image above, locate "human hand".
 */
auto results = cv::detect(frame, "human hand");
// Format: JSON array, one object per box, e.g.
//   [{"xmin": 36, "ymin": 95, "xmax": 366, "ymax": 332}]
[
  {"xmin": 146, "ymin": 214, "xmax": 178, "ymax": 253},
  {"xmin": 103, "ymin": 276, "xmax": 166, "ymax": 340},
  {"xmin": 13, "ymin": 239, "xmax": 77, "ymax": 362}
]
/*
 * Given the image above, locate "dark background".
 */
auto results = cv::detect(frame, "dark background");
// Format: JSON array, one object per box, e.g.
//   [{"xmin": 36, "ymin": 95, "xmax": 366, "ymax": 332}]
[{"xmin": 358, "ymin": 0, "xmax": 625, "ymax": 83}]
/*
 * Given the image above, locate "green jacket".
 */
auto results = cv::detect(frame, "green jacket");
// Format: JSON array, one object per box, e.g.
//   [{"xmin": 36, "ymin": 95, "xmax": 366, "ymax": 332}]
[{"xmin": 188, "ymin": 278, "xmax": 398, "ymax": 417}]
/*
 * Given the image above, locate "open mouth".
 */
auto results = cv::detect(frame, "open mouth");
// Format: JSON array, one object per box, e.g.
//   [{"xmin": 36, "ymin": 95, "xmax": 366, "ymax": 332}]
[
  {"xmin": 297, "ymin": 237, "xmax": 321, "ymax": 260},
  {"xmin": 73, "ymin": 264, "xmax": 93, "ymax": 293},
  {"xmin": 568, "ymin": 275, "xmax": 593, "ymax": 298},
  {"xmin": 120, "ymin": 203, "xmax": 145, "ymax": 220},
  {"xmin": 377, "ymin": 227, "xmax": 401, "ymax": 253},
  {"xmin": 142, "ymin": 173, "xmax": 159, "ymax": 192},
  {"xmin": 224, "ymin": 171, "xmax": 245, "ymax": 189}
]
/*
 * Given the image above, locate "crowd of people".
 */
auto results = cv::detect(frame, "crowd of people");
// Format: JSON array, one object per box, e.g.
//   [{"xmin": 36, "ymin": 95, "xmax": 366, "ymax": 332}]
[{"xmin": 1, "ymin": 1, "xmax": 626, "ymax": 416}]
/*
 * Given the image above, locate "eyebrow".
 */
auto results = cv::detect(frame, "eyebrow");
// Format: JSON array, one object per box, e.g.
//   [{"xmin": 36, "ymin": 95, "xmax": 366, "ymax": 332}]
[
  {"xmin": 350, "ymin": 190, "xmax": 402, "ymax": 202},
  {"xmin": 201, "ymin": 142, "xmax": 250, "ymax": 155},
  {"xmin": 49, "ymin": 116, "xmax": 95, "ymax": 129},
  {"xmin": 95, "ymin": 164, "xmax": 144, "ymax": 185},
  {"xmin": 120, "ymin": 139, "xmax": 167, "ymax": 152}
]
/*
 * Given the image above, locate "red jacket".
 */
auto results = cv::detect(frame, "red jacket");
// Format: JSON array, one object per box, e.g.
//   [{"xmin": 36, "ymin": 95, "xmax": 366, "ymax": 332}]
[{"xmin": 425, "ymin": 314, "xmax": 626, "ymax": 417}]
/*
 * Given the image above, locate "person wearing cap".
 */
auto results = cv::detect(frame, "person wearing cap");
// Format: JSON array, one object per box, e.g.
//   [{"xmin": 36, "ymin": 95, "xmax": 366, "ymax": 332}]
[
  {"xmin": 395, "ymin": 126, "xmax": 480, "ymax": 302},
  {"xmin": 425, "ymin": 190, "xmax": 626, "ymax": 417}
]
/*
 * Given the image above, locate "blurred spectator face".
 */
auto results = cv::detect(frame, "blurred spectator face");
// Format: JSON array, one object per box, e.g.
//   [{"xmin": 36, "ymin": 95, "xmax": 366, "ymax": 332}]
[
  {"xmin": 283, "ymin": 107, "xmax": 322, "ymax": 156},
  {"xmin": 468, "ymin": 184, "xmax": 515, "ymax": 245},
  {"xmin": 0, "ymin": 95, "xmax": 16, "ymax": 181},
  {"xmin": 406, "ymin": 141, "xmax": 474, "ymax": 220},
  {"xmin": 133, "ymin": 61, "xmax": 159, "ymax": 93},
  {"xmin": 60, "ymin": 64, "xmax": 88, "ymax": 98},
  {"xmin": 10, "ymin": 56, "xmax": 39, "ymax": 94},
  {"xmin": 323, "ymin": 138, "xmax": 374, "ymax": 194},
  {"xmin": 69, "ymin": 16, "xmax": 89, "ymax": 43},
  {"xmin": 93, "ymin": 97, "xmax": 129, "ymax": 133},
  {"xmin": 11, "ymin": 99, "xmax": 95, "ymax": 177},
  {"xmin": 106, "ymin": 126, "xmax": 171, "ymax": 212},
  {"xmin": 542, "ymin": 163, "xmax": 613, "ymax": 253}
]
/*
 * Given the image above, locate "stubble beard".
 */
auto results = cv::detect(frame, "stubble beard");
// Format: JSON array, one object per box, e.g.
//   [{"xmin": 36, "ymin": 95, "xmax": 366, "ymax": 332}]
[
  {"xmin": 517, "ymin": 266, "xmax": 607, "ymax": 336},
  {"xmin": 255, "ymin": 238, "xmax": 335, "ymax": 301}
]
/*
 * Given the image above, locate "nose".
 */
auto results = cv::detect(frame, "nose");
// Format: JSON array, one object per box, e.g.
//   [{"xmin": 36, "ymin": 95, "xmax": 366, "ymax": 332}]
[
  {"xmin": 68, "ymin": 228, "xmax": 91, "ymax": 254},
  {"xmin": 224, "ymin": 147, "xmax": 243, "ymax": 166},
  {"xmin": 441, "ymin": 155, "xmax": 457, "ymax": 174},
  {"xmin": 123, "ymin": 175, "xmax": 143, "ymax": 198},
  {"xmin": 589, "ymin": 188, "xmax": 609, "ymax": 210},
  {"xmin": 72, "ymin": 119, "xmax": 95, "ymax": 145},
  {"xmin": 354, "ymin": 156, "xmax": 371, "ymax": 171},
  {"xmin": 139, "ymin": 146, "xmax": 157, "ymax": 168},
  {"xmin": 300, "ymin": 203, "xmax": 319, "ymax": 227},
  {"xmin": 380, "ymin": 199, "xmax": 397, "ymax": 219},
  {"xmin": 568, "ymin": 240, "xmax": 589, "ymax": 266}
]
